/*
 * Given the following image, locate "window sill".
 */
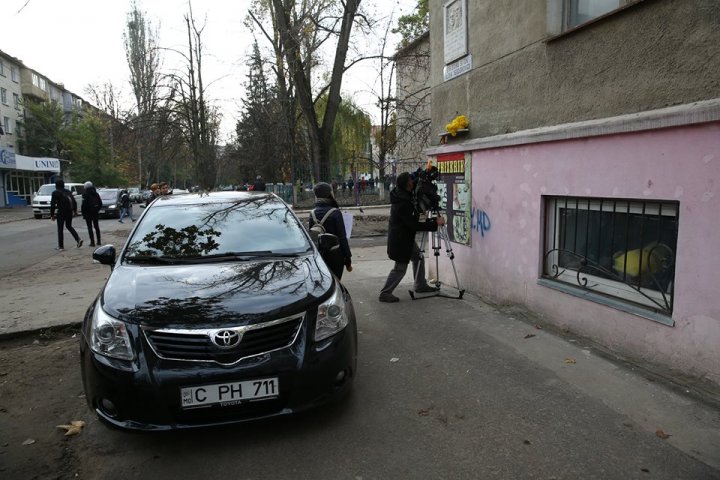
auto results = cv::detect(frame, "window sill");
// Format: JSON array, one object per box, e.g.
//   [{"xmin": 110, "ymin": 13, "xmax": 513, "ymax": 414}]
[
  {"xmin": 545, "ymin": 0, "xmax": 650, "ymax": 43},
  {"xmin": 537, "ymin": 278, "xmax": 674, "ymax": 327}
]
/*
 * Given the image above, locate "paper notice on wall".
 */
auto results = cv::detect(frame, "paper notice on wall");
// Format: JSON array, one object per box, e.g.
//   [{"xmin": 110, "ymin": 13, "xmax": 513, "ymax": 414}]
[{"xmin": 342, "ymin": 212, "xmax": 354, "ymax": 238}]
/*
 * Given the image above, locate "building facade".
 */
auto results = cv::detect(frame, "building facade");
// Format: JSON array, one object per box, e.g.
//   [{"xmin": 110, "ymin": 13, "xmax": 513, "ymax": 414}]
[
  {"xmin": 0, "ymin": 49, "xmax": 87, "ymax": 207},
  {"xmin": 414, "ymin": 0, "xmax": 720, "ymax": 386}
]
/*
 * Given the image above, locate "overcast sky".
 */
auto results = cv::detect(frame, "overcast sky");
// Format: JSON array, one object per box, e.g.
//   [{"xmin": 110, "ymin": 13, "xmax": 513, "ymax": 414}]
[{"xmin": 3, "ymin": 0, "xmax": 416, "ymax": 141}]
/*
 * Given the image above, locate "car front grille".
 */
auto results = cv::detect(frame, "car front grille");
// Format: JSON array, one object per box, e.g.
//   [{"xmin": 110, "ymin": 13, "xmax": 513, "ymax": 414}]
[{"xmin": 143, "ymin": 314, "xmax": 304, "ymax": 365}]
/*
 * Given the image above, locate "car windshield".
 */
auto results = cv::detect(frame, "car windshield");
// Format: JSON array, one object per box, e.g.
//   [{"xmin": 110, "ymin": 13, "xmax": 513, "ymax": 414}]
[
  {"xmin": 99, "ymin": 190, "xmax": 119, "ymax": 202},
  {"xmin": 124, "ymin": 197, "xmax": 312, "ymax": 260},
  {"xmin": 38, "ymin": 185, "xmax": 55, "ymax": 195}
]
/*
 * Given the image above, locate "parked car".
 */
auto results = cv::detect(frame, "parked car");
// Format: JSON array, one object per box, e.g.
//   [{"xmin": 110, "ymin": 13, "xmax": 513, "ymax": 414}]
[
  {"xmin": 31, "ymin": 183, "xmax": 85, "ymax": 219},
  {"xmin": 81, "ymin": 191, "xmax": 357, "ymax": 430},
  {"xmin": 127, "ymin": 187, "xmax": 142, "ymax": 203},
  {"xmin": 97, "ymin": 188, "xmax": 122, "ymax": 218}
]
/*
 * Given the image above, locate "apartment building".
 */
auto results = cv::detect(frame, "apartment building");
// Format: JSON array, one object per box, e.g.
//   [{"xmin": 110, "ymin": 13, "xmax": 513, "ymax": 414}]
[
  {"xmin": 404, "ymin": 0, "xmax": 720, "ymax": 386},
  {"xmin": 0, "ymin": 49, "xmax": 87, "ymax": 207}
]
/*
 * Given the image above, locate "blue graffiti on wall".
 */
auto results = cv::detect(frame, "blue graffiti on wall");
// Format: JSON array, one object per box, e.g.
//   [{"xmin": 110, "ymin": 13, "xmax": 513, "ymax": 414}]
[{"xmin": 470, "ymin": 207, "xmax": 492, "ymax": 237}]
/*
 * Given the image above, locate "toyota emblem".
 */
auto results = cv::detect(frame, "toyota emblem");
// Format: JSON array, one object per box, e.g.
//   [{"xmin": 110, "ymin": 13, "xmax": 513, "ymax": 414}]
[{"xmin": 212, "ymin": 330, "xmax": 241, "ymax": 349}]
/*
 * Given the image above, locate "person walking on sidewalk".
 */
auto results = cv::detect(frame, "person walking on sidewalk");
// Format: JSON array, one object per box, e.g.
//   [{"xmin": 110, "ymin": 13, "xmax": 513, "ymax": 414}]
[
  {"xmin": 81, "ymin": 181, "xmax": 103, "ymax": 246},
  {"xmin": 309, "ymin": 182, "xmax": 352, "ymax": 279},
  {"xmin": 118, "ymin": 190, "xmax": 135, "ymax": 223},
  {"xmin": 379, "ymin": 172, "xmax": 445, "ymax": 303},
  {"xmin": 50, "ymin": 179, "xmax": 83, "ymax": 250}
]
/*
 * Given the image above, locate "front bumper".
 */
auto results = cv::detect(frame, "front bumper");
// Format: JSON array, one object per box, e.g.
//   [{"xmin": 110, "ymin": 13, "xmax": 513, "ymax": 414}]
[{"xmin": 80, "ymin": 317, "xmax": 357, "ymax": 431}]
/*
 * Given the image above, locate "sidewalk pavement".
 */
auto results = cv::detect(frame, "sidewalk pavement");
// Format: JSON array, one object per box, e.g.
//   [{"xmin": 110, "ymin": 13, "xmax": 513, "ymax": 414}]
[{"xmin": 0, "ymin": 206, "xmax": 34, "ymax": 224}]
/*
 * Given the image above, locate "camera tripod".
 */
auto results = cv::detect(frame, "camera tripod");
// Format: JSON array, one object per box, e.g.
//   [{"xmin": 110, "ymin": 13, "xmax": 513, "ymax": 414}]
[{"xmin": 409, "ymin": 210, "xmax": 465, "ymax": 300}]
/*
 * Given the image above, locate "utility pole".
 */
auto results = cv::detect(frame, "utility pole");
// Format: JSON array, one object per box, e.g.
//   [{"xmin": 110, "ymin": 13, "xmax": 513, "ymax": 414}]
[{"xmin": 138, "ymin": 145, "xmax": 142, "ymax": 188}]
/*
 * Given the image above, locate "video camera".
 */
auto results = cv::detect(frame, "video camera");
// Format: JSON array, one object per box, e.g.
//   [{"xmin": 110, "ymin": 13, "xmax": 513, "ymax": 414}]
[{"xmin": 411, "ymin": 163, "xmax": 441, "ymax": 214}]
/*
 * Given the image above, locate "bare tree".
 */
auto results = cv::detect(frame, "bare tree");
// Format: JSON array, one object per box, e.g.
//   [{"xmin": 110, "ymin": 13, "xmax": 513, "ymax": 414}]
[{"xmin": 263, "ymin": 0, "xmax": 362, "ymax": 182}]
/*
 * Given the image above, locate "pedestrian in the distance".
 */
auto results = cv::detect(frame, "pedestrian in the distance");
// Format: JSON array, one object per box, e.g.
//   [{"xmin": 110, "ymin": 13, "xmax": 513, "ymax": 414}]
[
  {"xmin": 118, "ymin": 190, "xmax": 135, "ymax": 223},
  {"xmin": 253, "ymin": 175, "xmax": 267, "ymax": 191},
  {"xmin": 50, "ymin": 179, "xmax": 83, "ymax": 250},
  {"xmin": 81, "ymin": 181, "xmax": 103, "ymax": 246},
  {"xmin": 309, "ymin": 182, "xmax": 352, "ymax": 279},
  {"xmin": 145, "ymin": 183, "xmax": 159, "ymax": 206},
  {"xmin": 378, "ymin": 172, "xmax": 445, "ymax": 302}
]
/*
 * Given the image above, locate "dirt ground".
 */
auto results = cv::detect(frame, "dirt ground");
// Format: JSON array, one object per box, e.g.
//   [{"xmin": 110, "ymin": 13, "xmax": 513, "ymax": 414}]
[{"xmin": 0, "ymin": 213, "xmax": 388, "ymax": 479}]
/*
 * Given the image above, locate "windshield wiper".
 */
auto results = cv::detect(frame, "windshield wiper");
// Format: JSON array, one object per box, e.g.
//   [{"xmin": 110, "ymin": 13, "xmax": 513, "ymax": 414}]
[{"xmin": 124, "ymin": 255, "xmax": 180, "ymax": 264}]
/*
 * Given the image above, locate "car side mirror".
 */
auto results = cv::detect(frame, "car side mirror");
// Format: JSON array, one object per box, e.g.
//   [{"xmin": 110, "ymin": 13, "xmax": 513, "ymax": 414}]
[{"xmin": 93, "ymin": 245, "xmax": 116, "ymax": 269}]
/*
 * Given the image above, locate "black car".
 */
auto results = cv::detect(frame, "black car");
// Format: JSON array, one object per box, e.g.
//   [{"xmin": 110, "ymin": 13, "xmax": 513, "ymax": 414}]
[
  {"xmin": 81, "ymin": 192, "xmax": 357, "ymax": 430},
  {"xmin": 97, "ymin": 188, "xmax": 122, "ymax": 218}
]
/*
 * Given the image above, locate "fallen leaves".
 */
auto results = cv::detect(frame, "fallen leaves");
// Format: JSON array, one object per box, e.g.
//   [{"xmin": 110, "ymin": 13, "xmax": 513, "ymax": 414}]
[
  {"xmin": 22, "ymin": 438, "xmax": 36, "ymax": 446},
  {"xmin": 524, "ymin": 334, "xmax": 536, "ymax": 339},
  {"xmin": 57, "ymin": 420, "xmax": 86, "ymax": 436},
  {"xmin": 655, "ymin": 429, "xmax": 671, "ymax": 439},
  {"xmin": 564, "ymin": 358, "xmax": 577, "ymax": 364}
]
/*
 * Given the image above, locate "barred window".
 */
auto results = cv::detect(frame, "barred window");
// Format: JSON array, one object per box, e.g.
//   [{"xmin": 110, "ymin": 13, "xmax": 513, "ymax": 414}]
[{"xmin": 543, "ymin": 196, "xmax": 678, "ymax": 316}]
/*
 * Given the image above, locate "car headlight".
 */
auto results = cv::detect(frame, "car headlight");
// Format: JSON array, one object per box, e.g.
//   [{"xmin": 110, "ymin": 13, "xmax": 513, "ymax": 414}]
[
  {"xmin": 314, "ymin": 283, "xmax": 349, "ymax": 342},
  {"xmin": 90, "ymin": 305, "xmax": 134, "ymax": 360},
  {"xmin": 109, "ymin": 204, "xmax": 117, "ymax": 209}
]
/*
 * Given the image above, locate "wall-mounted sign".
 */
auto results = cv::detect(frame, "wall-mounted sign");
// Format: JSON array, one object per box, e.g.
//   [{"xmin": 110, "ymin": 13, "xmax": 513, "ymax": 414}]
[
  {"xmin": 15, "ymin": 155, "xmax": 60, "ymax": 172},
  {"xmin": 444, "ymin": 54, "xmax": 472, "ymax": 82},
  {"xmin": 0, "ymin": 147, "xmax": 17, "ymax": 169},
  {"xmin": 443, "ymin": 0, "xmax": 468, "ymax": 65},
  {"xmin": 434, "ymin": 151, "xmax": 471, "ymax": 245}
]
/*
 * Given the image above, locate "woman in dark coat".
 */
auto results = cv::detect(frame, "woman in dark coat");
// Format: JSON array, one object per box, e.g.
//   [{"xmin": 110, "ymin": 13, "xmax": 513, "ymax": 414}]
[
  {"xmin": 309, "ymin": 182, "xmax": 352, "ymax": 279},
  {"xmin": 379, "ymin": 172, "xmax": 445, "ymax": 302},
  {"xmin": 81, "ymin": 181, "xmax": 103, "ymax": 246}
]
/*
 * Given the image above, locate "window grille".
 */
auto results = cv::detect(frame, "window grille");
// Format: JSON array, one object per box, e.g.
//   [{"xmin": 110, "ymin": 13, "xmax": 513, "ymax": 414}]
[{"xmin": 543, "ymin": 196, "xmax": 678, "ymax": 315}]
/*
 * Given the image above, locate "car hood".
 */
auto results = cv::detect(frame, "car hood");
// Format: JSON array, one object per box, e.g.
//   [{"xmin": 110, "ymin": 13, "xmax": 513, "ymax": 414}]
[{"xmin": 101, "ymin": 254, "xmax": 334, "ymax": 328}]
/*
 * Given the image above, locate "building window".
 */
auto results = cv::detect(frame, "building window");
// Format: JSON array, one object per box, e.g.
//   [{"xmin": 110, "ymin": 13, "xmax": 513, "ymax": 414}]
[
  {"xmin": 13, "ymin": 93, "xmax": 20, "ymax": 109},
  {"xmin": 3, "ymin": 116, "xmax": 12, "ymax": 135},
  {"xmin": 543, "ymin": 196, "xmax": 678, "ymax": 316},
  {"xmin": 566, "ymin": 0, "xmax": 624, "ymax": 28},
  {"xmin": 11, "ymin": 66, "xmax": 19, "ymax": 82},
  {"xmin": 32, "ymin": 72, "xmax": 39, "ymax": 88},
  {"xmin": 39, "ymin": 78, "xmax": 47, "ymax": 91},
  {"xmin": 0, "ymin": 60, "xmax": 5, "ymax": 76},
  {"xmin": 1, "ymin": 88, "xmax": 7, "ymax": 105}
]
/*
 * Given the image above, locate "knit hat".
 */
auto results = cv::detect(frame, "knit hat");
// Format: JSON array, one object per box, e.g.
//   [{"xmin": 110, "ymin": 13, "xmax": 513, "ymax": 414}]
[
  {"xmin": 313, "ymin": 182, "xmax": 333, "ymax": 199},
  {"xmin": 84, "ymin": 181, "xmax": 93, "ymax": 189}
]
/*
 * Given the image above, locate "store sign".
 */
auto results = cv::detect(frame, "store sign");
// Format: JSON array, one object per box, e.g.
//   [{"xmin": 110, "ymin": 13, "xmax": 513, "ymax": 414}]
[
  {"xmin": 0, "ymin": 147, "xmax": 17, "ymax": 169},
  {"xmin": 15, "ymin": 154, "xmax": 60, "ymax": 172}
]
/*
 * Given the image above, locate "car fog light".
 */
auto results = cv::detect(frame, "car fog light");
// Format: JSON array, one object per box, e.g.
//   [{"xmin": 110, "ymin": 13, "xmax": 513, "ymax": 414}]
[
  {"xmin": 335, "ymin": 370, "xmax": 346, "ymax": 382},
  {"xmin": 100, "ymin": 398, "xmax": 118, "ymax": 418}
]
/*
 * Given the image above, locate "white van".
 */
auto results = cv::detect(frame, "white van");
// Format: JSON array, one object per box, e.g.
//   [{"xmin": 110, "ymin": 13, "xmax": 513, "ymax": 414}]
[{"xmin": 31, "ymin": 183, "xmax": 85, "ymax": 219}]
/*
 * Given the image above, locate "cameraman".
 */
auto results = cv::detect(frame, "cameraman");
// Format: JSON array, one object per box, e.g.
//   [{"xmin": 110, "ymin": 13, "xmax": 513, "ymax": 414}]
[{"xmin": 379, "ymin": 172, "xmax": 445, "ymax": 303}]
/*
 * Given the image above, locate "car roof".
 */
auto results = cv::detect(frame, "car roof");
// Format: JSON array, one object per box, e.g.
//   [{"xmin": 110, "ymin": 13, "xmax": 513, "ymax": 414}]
[{"xmin": 151, "ymin": 191, "xmax": 280, "ymax": 206}]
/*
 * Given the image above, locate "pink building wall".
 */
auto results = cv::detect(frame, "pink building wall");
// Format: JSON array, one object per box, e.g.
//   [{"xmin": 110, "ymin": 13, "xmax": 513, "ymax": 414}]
[{"xmin": 434, "ymin": 122, "xmax": 720, "ymax": 384}]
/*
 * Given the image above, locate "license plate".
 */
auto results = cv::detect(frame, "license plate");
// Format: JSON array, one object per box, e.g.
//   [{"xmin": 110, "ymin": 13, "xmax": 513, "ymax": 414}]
[
  {"xmin": 181, "ymin": 377, "xmax": 279, "ymax": 409},
  {"xmin": 99, "ymin": 209, "xmax": 105, "ymax": 214}
]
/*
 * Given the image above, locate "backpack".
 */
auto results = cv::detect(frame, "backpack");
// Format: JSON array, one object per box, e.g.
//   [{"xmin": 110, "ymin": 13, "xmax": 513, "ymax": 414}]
[
  {"xmin": 309, "ymin": 208, "xmax": 338, "ymax": 242},
  {"xmin": 58, "ymin": 190, "xmax": 74, "ymax": 213},
  {"xmin": 88, "ymin": 192, "xmax": 102, "ymax": 212}
]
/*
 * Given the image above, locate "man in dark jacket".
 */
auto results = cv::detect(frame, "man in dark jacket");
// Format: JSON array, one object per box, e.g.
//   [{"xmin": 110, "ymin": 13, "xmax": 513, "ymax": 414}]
[
  {"xmin": 253, "ymin": 175, "xmax": 267, "ymax": 191},
  {"xmin": 309, "ymin": 182, "xmax": 352, "ymax": 279},
  {"xmin": 50, "ymin": 179, "xmax": 83, "ymax": 250},
  {"xmin": 379, "ymin": 172, "xmax": 445, "ymax": 302},
  {"xmin": 81, "ymin": 181, "xmax": 102, "ymax": 246}
]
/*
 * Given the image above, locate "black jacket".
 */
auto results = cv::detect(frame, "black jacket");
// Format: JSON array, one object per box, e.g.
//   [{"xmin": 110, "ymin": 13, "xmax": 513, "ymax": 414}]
[
  {"xmin": 50, "ymin": 188, "xmax": 77, "ymax": 218},
  {"xmin": 386, "ymin": 187, "xmax": 438, "ymax": 263},
  {"xmin": 81, "ymin": 187, "xmax": 102, "ymax": 219},
  {"xmin": 309, "ymin": 202, "xmax": 352, "ymax": 266}
]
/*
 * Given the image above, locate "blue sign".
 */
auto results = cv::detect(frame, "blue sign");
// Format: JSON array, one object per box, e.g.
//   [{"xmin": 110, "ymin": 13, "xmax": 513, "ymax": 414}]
[{"xmin": 0, "ymin": 147, "xmax": 17, "ymax": 169}]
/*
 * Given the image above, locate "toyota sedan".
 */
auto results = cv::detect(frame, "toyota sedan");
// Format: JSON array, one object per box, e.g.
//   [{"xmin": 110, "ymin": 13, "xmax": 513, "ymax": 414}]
[{"xmin": 80, "ymin": 191, "xmax": 357, "ymax": 430}]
